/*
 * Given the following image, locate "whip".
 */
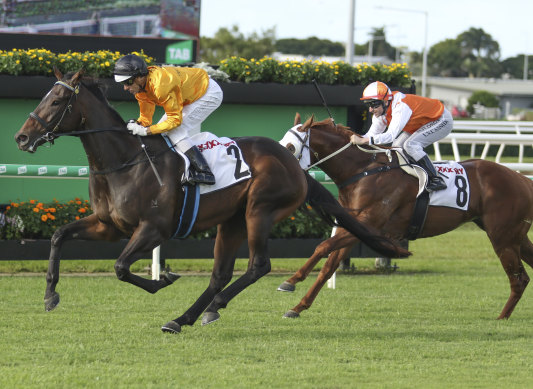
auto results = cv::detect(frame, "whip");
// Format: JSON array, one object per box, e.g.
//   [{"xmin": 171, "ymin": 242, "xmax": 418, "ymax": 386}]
[
  {"xmin": 137, "ymin": 136, "xmax": 164, "ymax": 186},
  {"xmin": 312, "ymin": 79, "xmax": 335, "ymax": 126}
]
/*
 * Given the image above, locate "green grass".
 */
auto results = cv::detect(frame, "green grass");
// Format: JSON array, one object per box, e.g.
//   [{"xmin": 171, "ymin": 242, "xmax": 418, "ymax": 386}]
[{"xmin": 1, "ymin": 224, "xmax": 533, "ymax": 388}]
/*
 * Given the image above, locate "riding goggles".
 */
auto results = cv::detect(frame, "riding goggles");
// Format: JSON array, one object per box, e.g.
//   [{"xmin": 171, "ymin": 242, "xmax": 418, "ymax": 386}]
[
  {"xmin": 120, "ymin": 77, "xmax": 136, "ymax": 86},
  {"xmin": 363, "ymin": 100, "xmax": 383, "ymax": 109}
]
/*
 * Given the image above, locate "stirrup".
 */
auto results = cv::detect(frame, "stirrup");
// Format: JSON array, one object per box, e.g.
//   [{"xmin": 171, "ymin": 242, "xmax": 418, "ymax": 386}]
[
  {"xmin": 185, "ymin": 170, "xmax": 216, "ymax": 185},
  {"xmin": 426, "ymin": 177, "xmax": 447, "ymax": 192}
]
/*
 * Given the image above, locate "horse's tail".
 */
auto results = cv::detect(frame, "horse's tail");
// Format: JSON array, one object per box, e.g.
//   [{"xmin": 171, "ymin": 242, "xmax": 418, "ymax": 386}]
[{"xmin": 304, "ymin": 172, "xmax": 411, "ymax": 258}]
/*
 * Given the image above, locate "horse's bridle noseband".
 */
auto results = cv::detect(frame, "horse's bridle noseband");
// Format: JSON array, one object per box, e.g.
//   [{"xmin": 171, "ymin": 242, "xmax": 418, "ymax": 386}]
[
  {"xmin": 28, "ymin": 81, "xmax": 81, "ymax": 146},
  {"xmin": 288, "ymin": 126, "xmax": 319, "ymax": 164}
]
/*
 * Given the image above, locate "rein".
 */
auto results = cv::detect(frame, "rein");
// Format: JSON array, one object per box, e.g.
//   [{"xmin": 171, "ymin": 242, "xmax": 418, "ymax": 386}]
[
  {"xmin": 291, "ymin": 126, "xmax": 352, "ymax": 171},
  {"xmin": 28, "ymin": 80, "xmax": 173, "ymax": 178},
  {"xmin": 306, "ymin": 142, "xmax": 351, "ymax": 171},
  {"xmin": 293, "ymin": 125, "xmax": 409, "ymax": 187}
]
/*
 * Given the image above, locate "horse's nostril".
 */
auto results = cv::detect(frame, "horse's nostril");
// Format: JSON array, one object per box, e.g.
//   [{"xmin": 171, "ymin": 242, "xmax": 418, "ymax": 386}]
[{"xmin": 16, "ymin": 134, "xmax": 28, "ymax": 145}]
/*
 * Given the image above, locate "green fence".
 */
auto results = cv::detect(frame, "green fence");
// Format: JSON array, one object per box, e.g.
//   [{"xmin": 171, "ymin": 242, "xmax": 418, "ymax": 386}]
[{"xmin": 1, "ymin": 99, "xmax": 344, "ymax": 202}]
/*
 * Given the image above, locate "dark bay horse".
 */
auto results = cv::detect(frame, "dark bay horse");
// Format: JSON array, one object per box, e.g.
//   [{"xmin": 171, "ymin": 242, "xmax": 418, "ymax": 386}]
[
  {"xmin": 278, "ymin": 113, "xmax": 533, "ymax": 319},
  {"xmin": 13, "ymin": 70, "xmax": 409, "ymax": 333}
]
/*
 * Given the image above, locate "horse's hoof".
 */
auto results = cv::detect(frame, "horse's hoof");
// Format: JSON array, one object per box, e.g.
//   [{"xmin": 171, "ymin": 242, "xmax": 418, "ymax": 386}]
[
  {"xmin": 277, "ymin": 281, "xmax": 295, "ymax": 292},
  {"xmin": 44, "ymin": 292, "xmax": 60, "ymax": 312},
  {"xmin": 283, "ymin": 310, "xmax": 300, "ymax": 319},
  {"xmin": 161, "ymin": 321, "xmax": 181, "ymax": 334},
  {"xmin": 201, "ymin": 311, "xmax": 220, "ymax": 326},
  {"xmin": 162, "ymin": 271, "xmax": 181, "ymax": 284}
]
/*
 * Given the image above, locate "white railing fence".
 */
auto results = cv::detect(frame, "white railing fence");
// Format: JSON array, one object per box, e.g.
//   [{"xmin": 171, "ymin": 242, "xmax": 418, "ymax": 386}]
[
  {"xmin": 433, "ymin": 120, "xmax": 533, "ymax": 174},
  {"xmin": 0, "ymin": 14, "xmax": 159, "ymax": 37}
]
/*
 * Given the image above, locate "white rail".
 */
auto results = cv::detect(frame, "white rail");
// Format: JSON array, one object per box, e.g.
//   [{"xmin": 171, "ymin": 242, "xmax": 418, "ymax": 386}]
[
  {"xmin": 433, "ymin": 121, "xmax": 533, "ymax": 173},
  {"xmin": 0, "ymin": 15, "xmax": 159, "ymax": 37}
]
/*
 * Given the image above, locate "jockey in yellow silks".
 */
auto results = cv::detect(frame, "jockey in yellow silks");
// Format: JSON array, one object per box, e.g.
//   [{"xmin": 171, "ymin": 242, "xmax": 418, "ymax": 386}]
[{"xmin": 113, "ymin": 54, "xmax": 223, "ymax": 185}]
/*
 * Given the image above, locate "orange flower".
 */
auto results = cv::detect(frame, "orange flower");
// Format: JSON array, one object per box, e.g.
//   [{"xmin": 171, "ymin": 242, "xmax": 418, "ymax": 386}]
[
  {"xmin": 41, "ymin": 214, "xmax": 48, "ymax": 222},
  {"xmin": 49, "ymin": 208, "xmax": 56, "ymax": 212},
  {"xmin": 37, "ymin": 202, "xmax": 44, "ymax": 208},
  {"xmin": 29, "ymin": 199, "xmax": 36, "ymax": 204},
  {"xmin": 78, "ymin": 207, "xmax": 86, "ymax": 213},
  {"xmin": 33, "ymin": 207, "xmax": 40, "ymax": 213},
  {"xmin": 6, "ymin": 206, "xmax": 10, "ymax": 210},
  {"xmin": 47, "ymin": 213, "xmax": 55, "ymax": 220},
  {"xmin": 76, "ymin": 201, "xmax": 81, "ymax": 205},
  {"xmin": 75, "ymin": 216, "xmax": 80, "ymax": 220}
]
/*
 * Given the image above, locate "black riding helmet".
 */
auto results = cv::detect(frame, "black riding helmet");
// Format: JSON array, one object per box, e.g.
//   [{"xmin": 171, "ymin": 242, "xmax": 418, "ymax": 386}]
[{"xmin": 113, "ymin": 54, "xmax": 148, "ymax": 83}]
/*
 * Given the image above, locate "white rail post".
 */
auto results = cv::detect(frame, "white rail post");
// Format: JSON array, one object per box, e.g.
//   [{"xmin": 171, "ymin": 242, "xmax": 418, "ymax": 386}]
[
  {"xmin": 327, "ymin": 226, "xmax": 338, "ymax": 289},
  {"xmin": 152, "ymin": 246, "xmax": 161, "ymax": 280}
]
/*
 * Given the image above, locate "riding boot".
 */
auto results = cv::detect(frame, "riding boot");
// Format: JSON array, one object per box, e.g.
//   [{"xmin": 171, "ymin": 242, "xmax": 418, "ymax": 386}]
[
  {"xmin": 184, "ymin": 146, "xmax": 216, "ymax": 185},
  {"xmin": 416, "ymin": 155, "xmax": 447, "ymax": 192}
]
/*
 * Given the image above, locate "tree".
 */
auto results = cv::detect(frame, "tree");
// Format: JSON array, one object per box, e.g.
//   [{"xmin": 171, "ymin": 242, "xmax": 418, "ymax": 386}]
[
  {"xmin": 428, "ymin": 38, "xmax": 467, "ymax": 77},
  {"xmin": 457, "ymin": 27, "xmax": 501, "ymax": 77},
  {"xmin": 199, "ymin": 25, "xmax": 276, "ymax": 64},
  {"xmin": 466, "ymin": 90, "xmax": 499, "ymax": 114},
  {"xmin": 501, "ymin": 55, "xmax": 533, "ymax": 79},
  {"xmin": 365, "ymin": 27, "xmax": 396, "ymax": 60},
  {"xmin": 275, "ymin": 37, "xmax": 344, "ymax": 56}
]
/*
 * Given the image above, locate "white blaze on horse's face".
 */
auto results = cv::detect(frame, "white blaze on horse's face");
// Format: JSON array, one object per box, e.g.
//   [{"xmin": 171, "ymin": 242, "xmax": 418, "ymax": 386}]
[
  {"xmin": 279, "ymin": 125, "xmax": 304, "ymax": 158},
  {"xmin": 279, "ymin": 124, "xmax": 311, "ymax": 170}
]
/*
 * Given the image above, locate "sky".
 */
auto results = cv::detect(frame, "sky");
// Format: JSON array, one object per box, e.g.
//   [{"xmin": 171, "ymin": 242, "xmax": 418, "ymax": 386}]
[{"xmin": 199, "ymin": 0, "xmax": 533, "ymax": 60}]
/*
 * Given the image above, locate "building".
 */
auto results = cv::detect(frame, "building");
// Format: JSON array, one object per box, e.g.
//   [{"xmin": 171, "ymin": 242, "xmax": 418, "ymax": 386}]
[{"xmin": 426, "ymin": 76, "xmax": 533, "ymax": 119}]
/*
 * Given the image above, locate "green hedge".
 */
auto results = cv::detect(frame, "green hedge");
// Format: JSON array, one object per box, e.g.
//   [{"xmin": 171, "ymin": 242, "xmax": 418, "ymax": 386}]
[
  {"xmin": 0, "ymin": 48, "xmax": 412, "ymax": 87},
  {"xmin": 0, "ymin": 199, "xmax": 331, "ymax": 240}
]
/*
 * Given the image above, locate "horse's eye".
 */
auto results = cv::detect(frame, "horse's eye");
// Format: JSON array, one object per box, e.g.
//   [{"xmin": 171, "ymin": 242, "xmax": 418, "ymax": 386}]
[
  {"xmin": 287, "ymin": 144, "xmax": 296, "ymax": 153},
  {"xmin": 51, "ymin": 100, "xmax": 60, "ymax": 106}
]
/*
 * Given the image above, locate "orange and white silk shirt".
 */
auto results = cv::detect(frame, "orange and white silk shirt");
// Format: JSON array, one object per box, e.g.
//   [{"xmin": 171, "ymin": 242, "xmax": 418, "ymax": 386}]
[{"xmin": 366, "ymin": 91, "xmax": 444, "ymax": 145}]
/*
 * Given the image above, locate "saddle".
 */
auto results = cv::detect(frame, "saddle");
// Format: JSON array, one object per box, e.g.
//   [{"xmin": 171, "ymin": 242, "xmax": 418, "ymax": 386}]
[{"xmin": 358, "ymin": 146, "xmax": 469, "ymax": 240}]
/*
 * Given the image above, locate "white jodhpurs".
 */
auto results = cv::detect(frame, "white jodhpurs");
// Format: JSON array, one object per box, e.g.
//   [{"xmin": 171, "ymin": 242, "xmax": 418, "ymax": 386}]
[
  {"xmin": 161, "ymin": 77, "xmax": 223, "ymax": 153},
  {"xmin": 392, "ymin": 108, "xmax": 453, "ymax": 161}
]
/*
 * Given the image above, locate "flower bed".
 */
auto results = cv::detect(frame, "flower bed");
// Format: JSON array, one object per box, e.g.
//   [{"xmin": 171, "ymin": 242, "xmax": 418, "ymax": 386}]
[
  {"xmin": 219, "ymin": 56, "xmax": 412, "ymax": 87},
  {"xmin": 0, "ymin": 198, "xmax": 331, "ymax": 240},
  {"xmin": 0, "ymin": 48, "xmax": 154, "ymax": 78},
  {"xmin": 0, "ymin": 48, "xmax": 412, "ymax": 87}
]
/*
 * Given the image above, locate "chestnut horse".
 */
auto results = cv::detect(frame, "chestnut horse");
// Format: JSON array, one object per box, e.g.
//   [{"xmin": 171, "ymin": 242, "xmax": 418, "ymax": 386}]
[
  {"xmin": 278, "ymin": 113, "xmax": 533, "ymax": 319},
  {"xmin": 13, "ymin": 70, "xmax": 409, "ymax": 333}
]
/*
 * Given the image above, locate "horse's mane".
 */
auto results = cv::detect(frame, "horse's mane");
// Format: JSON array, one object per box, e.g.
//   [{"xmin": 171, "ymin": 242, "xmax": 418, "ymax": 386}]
[
  {"xmin": 65, "ymin": 72, "xmax": 125, "ymax": 124},
  {"xmin": 311, "ymin": 118, "xmax": 353, "ymax": 141}
]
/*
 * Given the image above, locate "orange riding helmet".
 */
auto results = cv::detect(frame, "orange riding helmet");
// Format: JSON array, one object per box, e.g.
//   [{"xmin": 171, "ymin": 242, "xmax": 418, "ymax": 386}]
[{"xmin": 360, "ymin": 81, "xmax": 393, "ymax": 102}]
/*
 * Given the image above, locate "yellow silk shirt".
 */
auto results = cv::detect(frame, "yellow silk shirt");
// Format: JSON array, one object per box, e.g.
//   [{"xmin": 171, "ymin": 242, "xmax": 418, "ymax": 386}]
[{"xmin": 134, "ymin": 66, "xmax": 209, "ymax": 134}]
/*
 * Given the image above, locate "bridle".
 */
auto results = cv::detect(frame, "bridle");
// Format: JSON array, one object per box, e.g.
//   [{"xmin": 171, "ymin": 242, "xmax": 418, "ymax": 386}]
[
  {"xmin": 26, "ymin": 79, "xmax": 168, "ymax": 182},
  {"xmin": 28, "ymin": 81, "xmax": 83, "ymax": 147},
  {"xmin": 289, "ymin": 125, "xmax": 351, "ymax": 171},
  {"xmin": 288, "ymin": 125, "xmax": 318, "ymax": 164},
  {"xmin": 27, "ymin": 80, "xmax": 124, "ymax": 147}
]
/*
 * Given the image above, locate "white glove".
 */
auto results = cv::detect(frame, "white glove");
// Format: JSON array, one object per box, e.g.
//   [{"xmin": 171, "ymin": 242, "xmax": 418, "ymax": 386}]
[
  {"xmin": 127, "ymin": 122, "xmax": 148, "ymax": 136},
  {"xmin": 350, "ymin": 134, "xmax": 368, "ymax": 145}
]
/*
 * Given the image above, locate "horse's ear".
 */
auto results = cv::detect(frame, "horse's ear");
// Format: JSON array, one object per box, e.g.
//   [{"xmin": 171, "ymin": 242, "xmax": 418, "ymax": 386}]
[
  {"xmin": 53, "ymin": 66, "xmax": 63, "ymax": 80},
  {"xmin": 302, "ymin": 114, "xmax": 314, "ymax": 129},
  {"xmin": 71, "ymin": 68, "xmax": 85, "ymax": 85},
  {"xmin": 294, "ymin": 112, "xmax": 301, "ymax": 126}
]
